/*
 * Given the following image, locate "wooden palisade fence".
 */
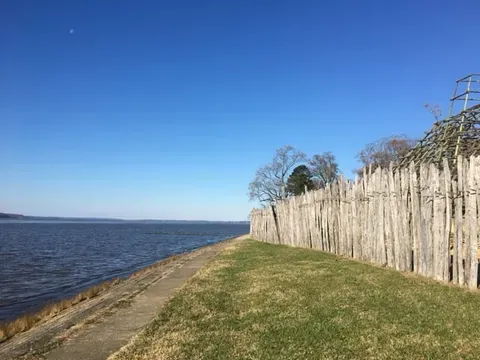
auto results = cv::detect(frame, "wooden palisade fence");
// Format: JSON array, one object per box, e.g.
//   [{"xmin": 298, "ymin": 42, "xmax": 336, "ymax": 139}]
[{"xmin": 250, "ymin": 156, "xmax": 480, "ymax": 289}]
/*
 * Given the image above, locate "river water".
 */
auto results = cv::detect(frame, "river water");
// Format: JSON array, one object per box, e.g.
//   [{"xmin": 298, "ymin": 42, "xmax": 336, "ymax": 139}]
[{"xmin": 0, "ymin": 221, "xmax": 249, "ymax": 322}]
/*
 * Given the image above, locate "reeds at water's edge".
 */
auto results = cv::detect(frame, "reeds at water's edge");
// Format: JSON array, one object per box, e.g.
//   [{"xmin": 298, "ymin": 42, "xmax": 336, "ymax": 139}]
[
  {"xmin": 0, "ymin": 253, "xmax": 183, "ymax": 343},
  {"xmin": 0, "ymin": 280, "xmax": 117, "ymax": 343}
]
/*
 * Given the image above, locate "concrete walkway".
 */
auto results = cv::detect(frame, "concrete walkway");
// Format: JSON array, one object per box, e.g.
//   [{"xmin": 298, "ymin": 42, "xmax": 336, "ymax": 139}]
[{"xmin": 7, "ymin": 236, "xmax": 246, "ymax": 360}]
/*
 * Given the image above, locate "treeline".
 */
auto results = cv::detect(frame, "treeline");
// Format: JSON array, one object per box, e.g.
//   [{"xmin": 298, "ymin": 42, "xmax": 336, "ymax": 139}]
[
  {"xmin": 248, "ymin": 135, "xmax": 415, "ymax": 205},
  {"xmin": 0, "ymin": 213, "xmax": 25, "ymax": 219}
]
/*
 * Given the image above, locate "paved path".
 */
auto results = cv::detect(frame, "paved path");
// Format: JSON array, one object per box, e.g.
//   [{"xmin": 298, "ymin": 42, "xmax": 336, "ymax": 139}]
[{"xmin": 39, "ymin": 236, "xmax": 245, "ymax": 360}]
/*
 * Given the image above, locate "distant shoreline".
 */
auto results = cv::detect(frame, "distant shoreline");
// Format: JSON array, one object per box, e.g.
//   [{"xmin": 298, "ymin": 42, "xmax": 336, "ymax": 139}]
[{"xmin": 0, "ymin": 213, "xmax": 248, "ymax": 224}]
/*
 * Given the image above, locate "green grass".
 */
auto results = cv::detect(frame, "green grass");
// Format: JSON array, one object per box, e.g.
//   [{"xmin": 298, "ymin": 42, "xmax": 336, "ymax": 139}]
[{"xmin": 110, "ymin": 240, "xmax": 480, "ymax": 360}]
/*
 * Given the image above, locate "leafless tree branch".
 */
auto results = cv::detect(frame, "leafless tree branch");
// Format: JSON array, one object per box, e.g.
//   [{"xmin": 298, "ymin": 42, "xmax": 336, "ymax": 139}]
[
  {"xmin": 308, "ymin": 152, "xmax": 340, "ymax": 189},
  {"xmin": 248, "ymin": 145, "xmax": 306, "ymax": 204}
]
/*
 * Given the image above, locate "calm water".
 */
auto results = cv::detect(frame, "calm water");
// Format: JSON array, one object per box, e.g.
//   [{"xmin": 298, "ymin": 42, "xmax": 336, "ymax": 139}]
[{"xmin": 0, "ymin": 221, "xmax": 249, "ymax": 322}]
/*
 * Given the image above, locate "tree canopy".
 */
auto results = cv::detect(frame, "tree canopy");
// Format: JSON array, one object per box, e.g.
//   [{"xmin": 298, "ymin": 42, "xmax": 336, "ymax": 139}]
[
  {"xmin": 308, "ymin": 152, "xmax": 340, "ymax": 189},
  {"xmin": 248, "ymin": 136, "xmax": 417, "ymax": 206},
  {"xmin": 355, "ymin": 135, "xmax": 415, "ymax": 175},
  {"xmin": 286, "ymin": 165, "xmax": 315, "ymax": 196},
  {"xmin": 248, "ymin": 145, "xmax": 306, "ymax": 204}
]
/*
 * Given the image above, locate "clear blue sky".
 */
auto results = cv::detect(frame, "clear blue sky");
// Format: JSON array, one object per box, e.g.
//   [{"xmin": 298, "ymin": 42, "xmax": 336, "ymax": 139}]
[{"xmin": 1, "ymin": 0, "xmax": 479, "ymax": 221}]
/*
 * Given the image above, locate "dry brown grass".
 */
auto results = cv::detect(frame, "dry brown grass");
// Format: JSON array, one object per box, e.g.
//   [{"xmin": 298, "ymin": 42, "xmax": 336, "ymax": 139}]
[
  {"xmin": 0, "ymin": 236, "xmax": 243, "ymax": 344},
  {"xmin": 0, "ymin": 280, "xmax": 115, "ymax": 343},
  {"xmin": 0, "ymin": 252, "xmax": 188, "ymax": 343}
]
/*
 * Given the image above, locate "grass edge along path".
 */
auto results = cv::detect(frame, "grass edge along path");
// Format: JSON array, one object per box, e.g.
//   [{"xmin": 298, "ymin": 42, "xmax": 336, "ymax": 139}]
[
  {"xmin": 109, "ymin": 239, "xmax": 480, "ymax": 360},
  {"xmin": 0, "ymin": 254, "xmax": 186, "ymax": 343}
]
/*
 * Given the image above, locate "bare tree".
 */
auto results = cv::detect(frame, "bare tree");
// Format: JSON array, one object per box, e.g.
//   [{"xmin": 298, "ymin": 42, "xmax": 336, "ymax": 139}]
[
  {"xmin": 308, "ymin": 152, "xmax": 340, "ymax": 189},
  {"xmin": 424, "ymin": 103, "xmax": 442, "ymax": 121},
  {"xmin": 248, "ymin": 145, "xmax": 306, "ymax": 204},
  {"xmin": 355, "ymin": 135, "xmax": 415, "ymax": 176}
]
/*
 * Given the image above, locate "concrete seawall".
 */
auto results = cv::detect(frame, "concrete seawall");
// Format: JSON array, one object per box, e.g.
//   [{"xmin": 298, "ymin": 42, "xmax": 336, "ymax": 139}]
[{"xmin": 0, "ymin": 234, "xmax": 248, "ymax": 360}]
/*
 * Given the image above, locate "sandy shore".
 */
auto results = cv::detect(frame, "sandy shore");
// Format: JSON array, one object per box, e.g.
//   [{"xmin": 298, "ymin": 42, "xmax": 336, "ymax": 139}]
[{"xmin": 0, "ymin": 234, "xmax": 248, "ymax": 360}]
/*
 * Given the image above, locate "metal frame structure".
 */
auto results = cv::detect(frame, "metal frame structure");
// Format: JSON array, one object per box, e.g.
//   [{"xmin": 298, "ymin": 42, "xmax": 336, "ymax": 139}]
[
  {"xmin": 448, "ymin": 74, "xmax": 480, "ymax": 116},
  {"xmin": 399, "ymin": 74, "xmax": 480, "ymax": 169}
]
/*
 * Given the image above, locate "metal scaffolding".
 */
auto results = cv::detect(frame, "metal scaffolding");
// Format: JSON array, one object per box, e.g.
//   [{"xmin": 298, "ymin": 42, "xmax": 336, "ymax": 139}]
[{"xmin": 399, "ymin": 74, "xmax": 480, "ymax": 168}]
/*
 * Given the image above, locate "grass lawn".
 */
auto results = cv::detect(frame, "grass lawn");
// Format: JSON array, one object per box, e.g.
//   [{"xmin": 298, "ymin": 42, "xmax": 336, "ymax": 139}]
[{"xmin": 110, "ymin": 239, "xmax": 480, "ymax": 360}]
